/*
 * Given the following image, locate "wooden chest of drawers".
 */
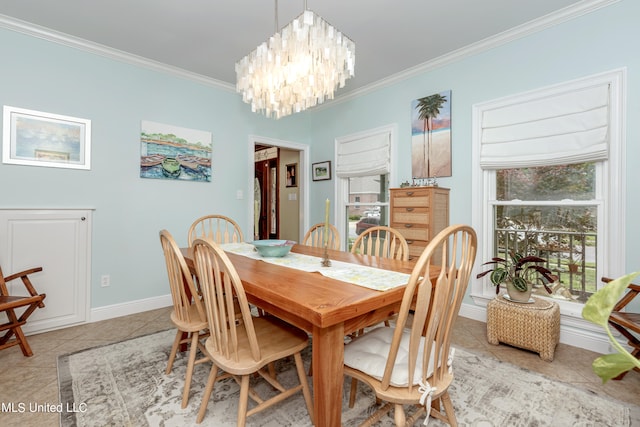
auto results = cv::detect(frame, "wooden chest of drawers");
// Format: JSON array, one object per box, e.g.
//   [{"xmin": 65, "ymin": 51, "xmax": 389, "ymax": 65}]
[{"xmin": 390, "ymin": 187, "xmax": 450, "ymax": 260}]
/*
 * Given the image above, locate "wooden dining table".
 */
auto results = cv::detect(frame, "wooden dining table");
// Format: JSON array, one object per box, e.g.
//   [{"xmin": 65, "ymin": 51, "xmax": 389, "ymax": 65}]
[{"xmin": 181, "ymin": 243, "xmax": 425, "ymax": 427}]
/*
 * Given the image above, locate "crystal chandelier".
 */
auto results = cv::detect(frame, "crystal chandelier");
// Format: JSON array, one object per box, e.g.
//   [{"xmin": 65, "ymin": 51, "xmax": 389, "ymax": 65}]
[{"xmin": 235, "ymin": 0, "xmax": 355, "ymax": 119}]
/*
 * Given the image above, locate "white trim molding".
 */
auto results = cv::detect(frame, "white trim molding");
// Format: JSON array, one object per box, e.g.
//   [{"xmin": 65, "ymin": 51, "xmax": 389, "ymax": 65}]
[{"xmin": 0, "ymin": 1, "xmax": 619, "ymax": 103}]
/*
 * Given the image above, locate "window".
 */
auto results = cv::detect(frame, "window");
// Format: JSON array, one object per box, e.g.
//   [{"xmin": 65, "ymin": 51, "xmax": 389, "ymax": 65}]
[
  {"xmin": 335, "ymin": 125, "xmax": 396, "ymax": 249},
  {"xmin": 492, "ymin": 162, "xmax": 599, "ymax": 302},
  {"xmin": 347, "ymin": 176, "xmax": 387, "ymax": 250},
  {"xmin": 472, "ymin": 69, "xmax": 625, "ymax": 310}
]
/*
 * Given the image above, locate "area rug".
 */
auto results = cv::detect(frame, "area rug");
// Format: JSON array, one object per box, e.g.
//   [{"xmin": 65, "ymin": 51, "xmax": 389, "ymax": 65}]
[{"xmin": 58, "ymin": 329, "xmax": 638, "ymax": 426}]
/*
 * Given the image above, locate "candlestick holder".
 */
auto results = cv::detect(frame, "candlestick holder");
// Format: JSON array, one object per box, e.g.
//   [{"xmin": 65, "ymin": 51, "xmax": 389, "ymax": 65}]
[{"xmin": 321, "ymin": 244, "xmax": 331, "ymax": 267}]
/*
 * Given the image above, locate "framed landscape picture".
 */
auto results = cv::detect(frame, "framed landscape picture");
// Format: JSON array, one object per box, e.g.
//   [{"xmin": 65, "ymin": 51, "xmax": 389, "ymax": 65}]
[
  {"xmin": 312, "ymin": 160, "xmax": 331, "ymax": 181},
  {"xmin": 140, "ymin": 120, "xmax": 212, "ymax": 182},
  {"xmin": 2, "ymin": 106, "xmax": 91, "ymax": 170}
]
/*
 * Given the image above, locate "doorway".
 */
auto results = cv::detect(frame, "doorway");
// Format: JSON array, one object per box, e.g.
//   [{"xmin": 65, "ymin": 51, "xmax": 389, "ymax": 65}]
[
  {"xmin": 254, "ymin": 147, "xmax": 278, "ymax": 240},
  {"xmin": 249, "ymin": 136, "xmax": 309, "ymax": 243}
]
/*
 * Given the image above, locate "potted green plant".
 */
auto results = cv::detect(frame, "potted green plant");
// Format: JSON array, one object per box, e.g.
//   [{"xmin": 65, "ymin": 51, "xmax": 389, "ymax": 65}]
[
  {"xmin": 568, "ymin": 257, "xmax": 580, "ymax": 273},
  {"xmin": 477, "ymin": 252, "xmax": 555, "ymax": 302}
]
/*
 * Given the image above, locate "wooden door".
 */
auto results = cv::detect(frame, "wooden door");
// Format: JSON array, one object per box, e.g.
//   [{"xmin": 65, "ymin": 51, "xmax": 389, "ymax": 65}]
[{"xmin": 254, "ymin": 159, "xmax": 279, "ymax": 240}]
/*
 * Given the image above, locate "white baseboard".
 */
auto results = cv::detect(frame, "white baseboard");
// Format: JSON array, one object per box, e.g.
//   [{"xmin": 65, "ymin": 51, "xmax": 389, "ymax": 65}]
[
  {"xmin": 458, "ymin": 302, "xmax": 612, "ymax": 355},
  {"xmin": 90, "ymin": 294, "xmax": 172, "ymax": 323}
]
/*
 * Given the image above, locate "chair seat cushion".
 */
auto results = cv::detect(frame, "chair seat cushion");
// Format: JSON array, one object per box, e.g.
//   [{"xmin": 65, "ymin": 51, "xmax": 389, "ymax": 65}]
[{"xmin": 344, "ymin": 327, "xmax": 436, "ymax": 387}]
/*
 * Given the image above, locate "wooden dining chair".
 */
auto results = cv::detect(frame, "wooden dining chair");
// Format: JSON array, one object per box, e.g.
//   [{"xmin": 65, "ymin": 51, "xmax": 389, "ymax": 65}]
[
  {"xmin": 344, "ymin": 224, "xmax": 477, "ymax": 426},
  {"xmin": 192, "ymin": 238, "xmax": 314, "ymax": 426},
  {"xmin": 351, "ymin": 225, "xmax": 409, "ymax": 261},
  {"xmin": 601, "ymin": 276, "xmax": 640, "ymax": 380},
  {"xmin": 159, "ymin": 229, "xmax": 211, "ymax": 408},
  {"xmin": 351, "ymin": 226, "xmax": 409, "ymax": 333},
  {"xmin": 302, "ymin": 222, "xmax": 341, "ymax": 250},
  {"xmin": 0, "ymin": 265, "xmax": 46, "ymax": 357},
  {"xmin": 188, "ymin": 214, "xmax": 244, "ymax": 246}
]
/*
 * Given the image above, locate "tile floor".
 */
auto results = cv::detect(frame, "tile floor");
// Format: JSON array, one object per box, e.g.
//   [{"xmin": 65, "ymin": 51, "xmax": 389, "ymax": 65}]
[{"xmin": 0, "ymin": 308, "xmax": 638, "ymax": 427}]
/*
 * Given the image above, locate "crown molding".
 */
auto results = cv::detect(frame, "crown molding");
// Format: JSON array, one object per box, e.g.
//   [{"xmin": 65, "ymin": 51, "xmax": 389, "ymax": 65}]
[
  {"xmin": 327, "ymin": 0, "xmax": 620, "ymax": 108},
  {"xmin": 0, "ymin": 13, "xmax": 236, "ymax": 92},
  {"xmin": 0, "ymin": 0, "xmax": 619, "ymax": 102}
]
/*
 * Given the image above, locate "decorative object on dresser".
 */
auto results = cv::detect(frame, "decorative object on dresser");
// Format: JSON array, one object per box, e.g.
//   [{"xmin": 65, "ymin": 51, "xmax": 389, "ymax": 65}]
[{"xmin": 389, "ymin": 186, "xmax": 449, "ymax": 261}]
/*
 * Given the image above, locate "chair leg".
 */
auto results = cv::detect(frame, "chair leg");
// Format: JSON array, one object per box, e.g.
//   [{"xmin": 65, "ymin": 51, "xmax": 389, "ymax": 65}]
[
  {"xmin": 166, "ymin": 330, "xmax": 182, "ymax": 374},
  {"xmin": 14, "ymin": 326, "xmax": 33, "ymax": 357},
  {"xmin": 440, "ymin": 391, "xmax": 458, "ymax": 427},
  {"xmin": 237, "ymin": 375, "xmax": 251, "ymax": 427},
  {"xmin": 393, "ymin": 403, "xmax": 406, "ymax": 426},
  {"xmin": 182, "ymin": 332, "xmax": 200, "ymax": 408},
  {"xmin": 349, "ymin": 377, "xmax": 358, "ymax": 408},
  {"xmin": 2, "ymin": 308, "xmax": 33, "ymax": 357},
  {"xmin": 293, "ymin": 352, "xmax": 314, "ymax": 424},
  {"xmin": 197, "ymin": 364, "xmax": 220, "ymax": 424}
]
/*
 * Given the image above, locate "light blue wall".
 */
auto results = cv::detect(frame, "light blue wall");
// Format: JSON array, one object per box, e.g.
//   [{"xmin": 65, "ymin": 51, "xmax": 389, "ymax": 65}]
[
  {"xmin": 0, "ymin": 27, "xmax": 308, "ymax": 308},
  {"xmin": 1, "ymin": 0, "xmax": 638, "ymax": 311},
  {"xmin": 303, "ymin": 0, "xmax": 640, "ymax": 309}
]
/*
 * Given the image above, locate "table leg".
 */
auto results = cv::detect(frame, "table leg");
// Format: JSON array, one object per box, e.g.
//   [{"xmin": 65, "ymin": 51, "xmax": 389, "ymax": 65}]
[{"xmin": 312, "ymin": 322, "xmax": 344, "ymax": 427}]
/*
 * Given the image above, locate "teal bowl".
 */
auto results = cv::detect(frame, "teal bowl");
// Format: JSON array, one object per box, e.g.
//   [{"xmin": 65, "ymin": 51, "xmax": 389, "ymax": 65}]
[{"xmin": 252, "ymin": 240, "xmax": 295, "ymax": 257}]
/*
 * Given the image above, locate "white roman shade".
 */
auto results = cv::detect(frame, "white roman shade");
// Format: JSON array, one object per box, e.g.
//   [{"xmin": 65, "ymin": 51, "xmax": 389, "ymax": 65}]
[
  {"xmin": 480, "ymin": 83, "xmax": 610, "ymax": 169},
  {"xmin": 336, "ymin": 131, "xmax": 391, "ymax": 177}
]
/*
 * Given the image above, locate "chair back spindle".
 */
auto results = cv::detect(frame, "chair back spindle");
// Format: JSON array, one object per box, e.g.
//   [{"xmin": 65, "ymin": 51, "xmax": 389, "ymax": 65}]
[
  {"xmin": 351, "ymin": 225, "xmax": 409, "ymax": 261},
  {"xmin": 188, "ymin": 214, "xmax": 244, "ymax": 246},
  {"xmin": 302, "ymin": 222, "xmax": 341, "ymax": 250}
]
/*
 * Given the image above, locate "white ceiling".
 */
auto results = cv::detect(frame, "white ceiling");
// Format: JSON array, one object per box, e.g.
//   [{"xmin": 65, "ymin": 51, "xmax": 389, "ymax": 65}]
[{"xmin": 0, "ymin": 0, "xmax": 600, "ymax": 97}]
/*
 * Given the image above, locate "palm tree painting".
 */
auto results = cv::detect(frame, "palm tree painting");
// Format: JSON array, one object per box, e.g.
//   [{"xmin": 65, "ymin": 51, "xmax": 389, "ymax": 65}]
[{"xmin": 411, "ymin": 90, "xmax": 452, "ymax": 178}]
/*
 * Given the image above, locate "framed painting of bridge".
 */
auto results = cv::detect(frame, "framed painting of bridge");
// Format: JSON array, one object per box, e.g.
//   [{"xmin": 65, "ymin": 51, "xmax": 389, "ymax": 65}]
[
  {"xmin": 140, "ymin": 120, "xmax": 212, "ymax": 182},
  {"xmin": 2, "ymin": 105, "xmax": 91, "ymax": 170}
]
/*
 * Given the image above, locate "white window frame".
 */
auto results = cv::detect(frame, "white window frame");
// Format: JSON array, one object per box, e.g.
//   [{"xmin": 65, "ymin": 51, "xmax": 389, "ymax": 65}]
[
  {"xmin": 471, "ymin": 69, "xmax": 626, "ymax": 324},
  {"xmin": 335, "ymin": 124, "xmax": 397, "ymax": 250}
]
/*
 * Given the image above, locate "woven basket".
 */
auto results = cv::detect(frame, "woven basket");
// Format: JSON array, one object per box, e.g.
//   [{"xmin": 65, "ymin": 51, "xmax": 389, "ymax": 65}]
[{"xmin": 487, "ymin": 295, "xmax": 560, "ymax": 361}]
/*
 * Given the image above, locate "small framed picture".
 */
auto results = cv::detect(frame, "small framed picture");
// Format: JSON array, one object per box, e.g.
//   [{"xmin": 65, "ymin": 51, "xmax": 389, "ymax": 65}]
[
  {"xmin": 2, "ymin": 106, "xmax": 91, "ymax": 170},
  {"xmin": 312, "ymin": 160, "xmax": 331, "ymax": 181},
  {"xmin": 286, "ymin": 163, "xmax": 297, "ymax": 187}
]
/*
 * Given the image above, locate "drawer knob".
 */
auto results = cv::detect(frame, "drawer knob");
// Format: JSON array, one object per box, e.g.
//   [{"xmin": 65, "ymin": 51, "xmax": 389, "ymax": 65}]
[
  {"xmin": 404, "ymin": 224, "xmax": 413, "ymax": 228},
  {"xmin": 406, "ymin": 207, "xmax": 414, "ymax": 212},
  {"xmin": 406, "ymin": 240, "xmax": 414, "ymax": 244},
  {"xmin": 406, "ymin": 191, "xmax": 414, "ymax": 196}
]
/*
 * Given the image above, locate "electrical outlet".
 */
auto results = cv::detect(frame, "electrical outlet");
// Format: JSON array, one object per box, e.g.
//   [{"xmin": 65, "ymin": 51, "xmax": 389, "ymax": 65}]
[{"xmin": 101, "ymin": 274, "xmax": 110, "ymax": 287}]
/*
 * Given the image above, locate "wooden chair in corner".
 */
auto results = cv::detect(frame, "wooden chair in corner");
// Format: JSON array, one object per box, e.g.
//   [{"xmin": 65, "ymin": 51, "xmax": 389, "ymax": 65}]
[
  {"xmin": 192, "ymin": 238, "xmax": 314, "ymax": 426},
  {"xmin": 344, "ymin": 224, "xmax": 477, "ymax": 426},
  {"xmin": 602, "ymin": 276, "xmax": 640, "ymax": 380},
  {"xmin": 302, "ymin": 222, "xmax": 341, "ymax": 250},
  {"xmin": 0, "ymin": 265, "xmax": 46, "ymax": 357},
  {"xmin": 188, "ymin": 214, "xmax": 244, "ymax": 246},
  {"xmin": 159, "ymin": 229, "xmax": 211, "ymax": 408}
]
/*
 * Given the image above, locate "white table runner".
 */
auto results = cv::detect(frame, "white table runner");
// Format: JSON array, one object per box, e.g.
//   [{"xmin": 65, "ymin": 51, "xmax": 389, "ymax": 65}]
[{"xmin": 220, "ymin": 242, "xmax": 410, "ymax": 291}]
